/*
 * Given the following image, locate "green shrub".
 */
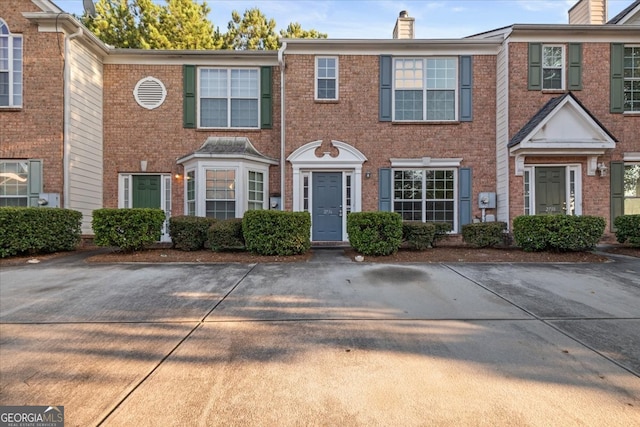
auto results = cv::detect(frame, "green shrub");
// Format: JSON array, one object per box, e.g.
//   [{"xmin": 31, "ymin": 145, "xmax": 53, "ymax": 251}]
[
  {"xmin": 243, "ymin": 210, "xmax": 311, "ymax": 256},
  {"xmin": 0, "ymin": 207, "xmax": 82, "ymax": 258},
  {"xmin": 209, "ymin": 218, "xmax": 245, "ymax": 251},
  {"xmin": 169, "ymin": 215, "xmax": 217, "ymax": 251},
  {"xmin": 462, "ymin": 222, "xmax": 507, "ymax": 248},
  {"xmin": 347, "ymin": 212, "xmax": 402, "ymax": 256},
  {"xmin": 402, "ymin": 221, "xmax": 436, "ymax": 250},
  {"xmin": 432, "ymin": 222, "xmax": 453, "ymax": 247},
  {"xmin": 92, "ymin": 208, "xmax": 165, "ymax": 252},
  {"xmin": 614, "ymin": 215, "xmax": 640, "ymax": 247},
  {"xmin": 513, "ymin": 215, "xmax": 605, "ymax": 252}
]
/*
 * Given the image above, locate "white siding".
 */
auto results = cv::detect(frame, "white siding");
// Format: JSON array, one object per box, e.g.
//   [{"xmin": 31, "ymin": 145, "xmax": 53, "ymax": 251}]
[
  {"xmin": 569, "ymin": 0, "xmax": 590, "ymax": 24},
  {"xmin": 68, "ymin": 40, "xmax": 104, "ymax": 235},
  {"xmin": 495, "ymin": 41, "xmax": 510, "ymax": 224}
]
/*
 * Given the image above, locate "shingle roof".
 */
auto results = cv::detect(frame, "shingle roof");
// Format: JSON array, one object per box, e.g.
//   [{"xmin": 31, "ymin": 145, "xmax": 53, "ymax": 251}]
[
  {"xmin": 607, "ymin": 0, "xmax": 640, "ymax": 24},
  {"xmin": 508, "ymin": 92, "xmax": 617, "ymax": 148},
  {"xmin": 180, "ymin": 137, "xmax": 276, "ymax": 163}
]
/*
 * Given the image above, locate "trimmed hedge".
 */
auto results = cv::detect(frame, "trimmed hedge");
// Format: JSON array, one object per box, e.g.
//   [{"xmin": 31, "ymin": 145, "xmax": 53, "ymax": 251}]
[
  {"xmin": 513, "ymin": 215, "xmax": 605, "ymax": 252},
  {"xmin": 614, "ymin": 214, "xmax": 640, "ymax": 247},
  {"xmin": 347, "ymin": 212, "xmax": 402, "ymax": 256},
  {"xmin": 402, "ymin": 221, "xmax": 436, "ymax": 250},
  {"xmin": 209, "ymin": 218, "xmax": 245, "ymax": 251},
  {"xmin": 169, "ymin": 215, "xmax": 217, "ymax": 251},
  {"xmin": 243, "ymin": 210, "xmax": 311, "ymax": 255},
  {"xmin": 92, "ymin": 208, "xmax": 165, "ymax": 252},
  {"xmin": 0, "ymin": 207, "xmax": 82, "ymax": 258},
  {"xmin": 462, "ymin": 222, "xmax": 507, "ymax": 248},
  {"xmin": 431, "ymin": 222, "xmax": 453, "ymax": 247}
]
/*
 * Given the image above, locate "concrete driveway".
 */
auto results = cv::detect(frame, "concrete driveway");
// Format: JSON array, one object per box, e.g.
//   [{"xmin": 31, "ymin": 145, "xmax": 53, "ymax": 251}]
[{"xmin": 1, "ymin": 250, "xmax": 639, "ymax": 426}]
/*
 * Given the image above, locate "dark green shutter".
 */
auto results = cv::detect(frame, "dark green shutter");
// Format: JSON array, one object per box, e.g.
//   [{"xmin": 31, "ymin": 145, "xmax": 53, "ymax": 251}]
[
  {"xmin": 379, "ymin": 55, "xmax": 392, "ymax": 121},
  {"xmin": 459, "ymin": 56, "xmax": 473, "ymax": 121},
  {"xmin": 610, "ymin": 161, "xmax": 624, "ymax": 230},
  {"xmin": 610, "ymin": 44, "xmax": 624, "ymax": 113},
  {"xmin": 528, "ymin": 43, "xmax": 542, "ymax": 90},
  {"xmin": 260, "ymin": 66, "xmax": 273, "ymax": 129},
  {"xmin": 568, "ymin": 43, "xmax": 582, "ymax": 91},
  {"xmin": 378, "ymin": 168, "xmax": 392, "ymax": 211},
  {"xmin": 28, "ymin": 159, "xmax": 42, "ymax": 207},
  {"xmin": 459, "ymin": 167, "xmax": 472, "ymax": 227},
  {"xmin": 183, "ymin": 65, "xmax": 196, "ymax": 128}
]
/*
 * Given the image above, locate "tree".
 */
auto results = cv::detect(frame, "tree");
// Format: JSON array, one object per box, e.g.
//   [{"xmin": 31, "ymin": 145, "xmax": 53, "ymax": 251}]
[
  {"xmin": 81, "ymin": 0, "xmax": 221, "ymax": 50},
  {"xmin": 279, "ymin": 22, "xmax": 327, "ymax": 40},
  {"xmin": 223, "ymin": 8, "xmax": 279, "ymax": 50}
]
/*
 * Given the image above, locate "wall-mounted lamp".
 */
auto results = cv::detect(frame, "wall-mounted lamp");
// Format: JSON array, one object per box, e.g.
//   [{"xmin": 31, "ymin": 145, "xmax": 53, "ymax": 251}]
[
  {"xmin": 597, "ymin": 162, "xmax": 608, "ymax": 177},
  {"xmin": 365, "ymin": 170, "xmax": 372, "ymax": 179},
  {"xmin": 140, "ymin": 160, "xmax": 148, "ymax": 172},
  {"xmin": 174, "ymin": 173, "xmax": 181, "ymax": 179}
]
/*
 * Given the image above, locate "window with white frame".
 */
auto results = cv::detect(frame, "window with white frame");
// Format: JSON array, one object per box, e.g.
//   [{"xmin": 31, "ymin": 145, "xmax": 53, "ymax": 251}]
[
  {"xmin": 393, "ymin": 169, "xmax": 456, "ymax": 228},
  {"xmin": 199, "ymin": 68, "xmax": 259, "ymax": 128},
  {"xmin": 205, "ymin": 169, "xmax": 236, "ymax": 219},
  {"xmin": 315, "ymin": 57, "xmax": 338, "ymax": 100},
  {"xmin": 186, "ymin": 170, "xmax": 196, "ymax": 215},
  {"xmin": 247, "ymin": 170, "xmax": 264, "ymax": 211},
  {"xmin": 0, "ymin": 19, "xmax": 22, "ymax": 108},
  {"xmin": 542, "ymin": 45, "xmax": 564, "ymax": 90},
  {"xmin": 0, "ymin": 160, "xmax": 28, "ymax": 206},
  {"xmin": 624, "ymin": 46, "xmax": 640, "ymax": 112},
  {"xmin": 394, "ymin": 58, "xmax": 457, "ymax": 121},
  {"xmin": 624, "ymin": 164, "xmax": 640, "ymax": 214}
]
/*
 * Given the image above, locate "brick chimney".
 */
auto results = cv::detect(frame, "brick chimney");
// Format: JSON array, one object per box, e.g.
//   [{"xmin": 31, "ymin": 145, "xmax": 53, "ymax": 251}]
[
  {"xmin": 393, "ymin": 10, "xmax": 415, "ymax": 39},
  {"xmin": 568, "ymin": 0, "xmax": 608, "ymax": 24}
]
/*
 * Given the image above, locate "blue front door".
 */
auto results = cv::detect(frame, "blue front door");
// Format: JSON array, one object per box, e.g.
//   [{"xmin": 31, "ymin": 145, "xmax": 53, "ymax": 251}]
[{"xmin": 312, "ymin": 172, "xmax": 342, "ymax": 241}]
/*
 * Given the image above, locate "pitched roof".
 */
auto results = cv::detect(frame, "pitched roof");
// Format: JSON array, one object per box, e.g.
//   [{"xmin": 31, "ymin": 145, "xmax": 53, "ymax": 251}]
[
  {"xmin": 607, "ymin": 0, "xmax": 640, "ymax": 24},
  {"xmin": 508, "ymin": 92, "xmax": 617, "ymax": 148},
  {"xmin": 177, "ymin": 137, "xmax": 277, "ymax": 164}
]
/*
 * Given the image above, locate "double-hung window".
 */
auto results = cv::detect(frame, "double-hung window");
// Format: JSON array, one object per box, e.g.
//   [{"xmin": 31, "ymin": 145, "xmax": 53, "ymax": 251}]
[
  {"xmin": 393, "ymin": 169, "xmax": 456, "ymax": 228},
  {"xmin": 0, "ymin": 19, "xmax": 22, "ymax": 108},
  {"xmin": 624, "ymin": 46, "xmax": 640, "ymax": 112},
  {"xmin": 199, "ymin": 68, "xmax": 259, "ymax": 128},
  {"xmin": 247, "ymin": 171, "xmax": 264, "ymax": 211},
  {"xmin": 0, "ymin": 160, "xmax": 28, "ymax": 206},
  {"xmin": 394, "ymin": 58, "xmax": 457, "ymax": 121},
  {"xmin": 542, "ymin": 45, "xmax": 564, "ymax": 90},
  {"xmin": 624, "ymin": 164, "xmax": 640, "ymax": 214},
  {"xmin": 205, "ymin": 169, "xmax": 236, "ymax": 219},
  {"xmin": 315, "ymin": 57, "xmax": 338, "ymax": 100}
]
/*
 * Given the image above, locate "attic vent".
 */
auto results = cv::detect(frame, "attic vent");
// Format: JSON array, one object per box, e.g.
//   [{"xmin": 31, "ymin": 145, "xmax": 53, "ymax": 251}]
[{"xmin": 133, "ymin": 77, "xmax": 167, "ymax": 110}]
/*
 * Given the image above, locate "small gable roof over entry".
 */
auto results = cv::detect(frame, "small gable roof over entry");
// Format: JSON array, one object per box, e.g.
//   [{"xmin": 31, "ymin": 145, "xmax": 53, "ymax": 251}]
[{"xmin": 509, "ymin": 92, "xmax": 617, "ymax": 176}]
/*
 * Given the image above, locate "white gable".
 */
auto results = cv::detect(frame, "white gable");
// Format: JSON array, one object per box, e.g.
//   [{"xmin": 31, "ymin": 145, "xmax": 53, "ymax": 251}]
[
  {"xmin": 510, "ymin": 95, "xmax": 616, "ymax": 176},
  {"xmin": 31, "ymin": 0, "xmax": 63, "ymax": 13}
]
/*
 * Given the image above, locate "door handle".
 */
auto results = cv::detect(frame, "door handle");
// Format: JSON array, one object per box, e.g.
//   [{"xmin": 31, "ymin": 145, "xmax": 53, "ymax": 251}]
[{"xmin": 339, "ymin": 209, "xmax": 343, "ymax": 217}]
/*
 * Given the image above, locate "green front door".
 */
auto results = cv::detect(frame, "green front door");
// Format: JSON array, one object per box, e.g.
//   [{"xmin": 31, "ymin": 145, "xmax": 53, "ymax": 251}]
[
  {"xmin": 535, "ymin": 167, "xmax": 566, "ymax": 215},
  {"xmin": 132, "ymin": 175, "xmax": 161, "ymax": 208}
]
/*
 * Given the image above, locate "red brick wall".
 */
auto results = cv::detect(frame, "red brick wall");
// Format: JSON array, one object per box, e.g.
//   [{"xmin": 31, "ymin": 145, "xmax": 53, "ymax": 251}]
[
  {"xmin": 102, "ymin": 64, "xmax": 281, "ymax": 215},
  {"xmin": 0, "ymin": 0, "xmax": 65, "ymax": 197},
  {"xmin": 508, "ymin": 42, "xmax": 640, "ymax": 230},
  {"xmin": 283, "ymin": 53, "xmax": 498, "ymax": 219}
]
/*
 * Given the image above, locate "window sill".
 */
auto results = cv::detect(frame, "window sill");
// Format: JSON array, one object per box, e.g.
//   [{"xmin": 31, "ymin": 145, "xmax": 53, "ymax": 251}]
[
  {"xmin": 314, "ymin": 99, "xmax": 339, "ymax": 104},
  {"xmin": 623, "ymin": 111, "xmax": 640, "ymax": 116},
  {"xmin": 541, "ymin": 89, "xmax": 566, "ymax": 94},
  {"xmin": 392, "ymin": 120, "xmax": 460, "ymax": 126},
  {"xmin": 196, "ymin": 127, "xmax": 263, "ymax": 132},
  {"xmin": 0, "ymin": 107, "xmax": 23, "ymax": 112}
]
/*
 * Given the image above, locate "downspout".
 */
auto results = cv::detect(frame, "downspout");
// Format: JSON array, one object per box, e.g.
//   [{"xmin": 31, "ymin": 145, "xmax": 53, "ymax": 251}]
[
  {"xmin": 278, "ymin": 42, "xmax": 287, "ymax": 211},
  {"xmin": 63, "ymin": 26, "xmax": 83, "ymax": 208}
]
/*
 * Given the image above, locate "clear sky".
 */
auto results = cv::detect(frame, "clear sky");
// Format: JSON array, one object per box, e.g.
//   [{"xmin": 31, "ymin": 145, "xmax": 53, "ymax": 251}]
[{"xmin": 53, "ymin": 0, "xmax": 633, "ymax": 39}]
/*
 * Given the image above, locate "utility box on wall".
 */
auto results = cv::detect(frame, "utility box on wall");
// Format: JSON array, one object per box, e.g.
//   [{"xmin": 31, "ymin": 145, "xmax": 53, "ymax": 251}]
[
  {"xmin": 38, "ymin": 193, "xmax": 60, "ymax": 208},
  {"xmin": 478, "ymin": 192, "xmax": 496, "ymax": 209}
]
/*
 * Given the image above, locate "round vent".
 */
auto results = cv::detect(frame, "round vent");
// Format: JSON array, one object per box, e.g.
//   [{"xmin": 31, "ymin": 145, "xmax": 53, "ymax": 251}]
[{"xmin": 133, "ymin": 77, "xmax": 167, "ymax": 110}]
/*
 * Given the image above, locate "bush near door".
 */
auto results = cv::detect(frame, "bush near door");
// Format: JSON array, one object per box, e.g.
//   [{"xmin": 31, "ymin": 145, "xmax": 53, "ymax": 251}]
[
  {"xmin": 93, "ymin": 208, "xmax": 165, "ymax": 252},
  {"xmin": 513, "ymin": 215, "xmax": 605, "ymax": 252},
  {"xmin": 614, "ymin": 215, "xmax": 640, "ymax": 247},
  {"xmin": 347, "ymin": 212, "xmax": 403, "ymax": 256}
]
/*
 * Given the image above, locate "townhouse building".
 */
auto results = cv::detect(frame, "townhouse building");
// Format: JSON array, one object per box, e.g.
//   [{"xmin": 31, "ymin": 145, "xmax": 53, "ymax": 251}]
[{"xmin": 1, "ymin": 0, "xmax": 638, "ymax": 244}]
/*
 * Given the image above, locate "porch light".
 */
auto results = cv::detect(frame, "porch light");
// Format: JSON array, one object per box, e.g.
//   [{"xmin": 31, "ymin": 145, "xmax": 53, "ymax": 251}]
[
  {"xmin": 597, "ymin": 162, "xmax": 608, "ymax": 177},
  {"xmin": 365, "ymin": 170, "xmax": 372, "ymax": 179}
]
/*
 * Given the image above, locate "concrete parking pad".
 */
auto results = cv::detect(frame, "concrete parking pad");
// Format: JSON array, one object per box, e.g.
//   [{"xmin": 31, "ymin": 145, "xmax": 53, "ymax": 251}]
[
  {"xmin": 105, "ymin": 319, "xmax": 640, "ymax": 426},
  {"xmin": 0, "ymin": 322, "xmax": 196, "ymax": 427},
  {"xmin": 210, "ymin": 263, "xmax": 529, "ymax": 321},
  {"xmin": 0, "ymin": 264, "xmax": 254, "ymax": 322}
]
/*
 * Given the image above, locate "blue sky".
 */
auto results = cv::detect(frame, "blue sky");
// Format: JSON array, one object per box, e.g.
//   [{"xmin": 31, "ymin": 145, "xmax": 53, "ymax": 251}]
[{"xmin": 54, "ymin": 0, "xmax": 632, "ymax": 38}]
